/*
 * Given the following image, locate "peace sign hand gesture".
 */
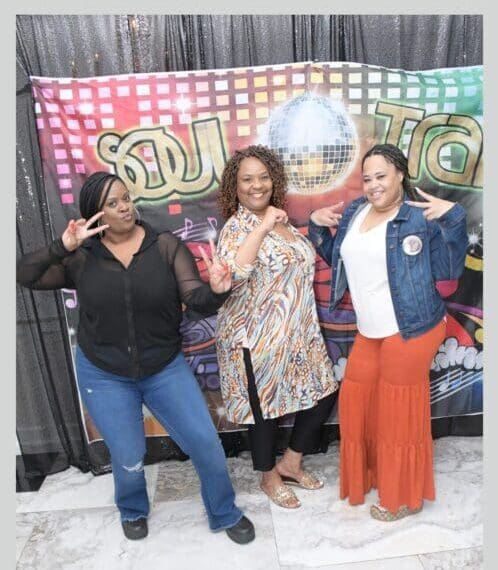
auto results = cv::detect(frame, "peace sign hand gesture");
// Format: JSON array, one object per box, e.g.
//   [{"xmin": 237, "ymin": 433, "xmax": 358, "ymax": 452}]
[
  {"xmin": 310, "ymin": 202, "xmax": 344, "ymax": 227},
  {"xmin": 199, "ymin": 239, "xmax": 232, "ymax": 294},
  {"xmin": 406, "ymin": 188, "xmax": 456, "ymax": 221},
  {"xmin": 61, "ymin": 212, "xmax": 109, "ymax": 252}
]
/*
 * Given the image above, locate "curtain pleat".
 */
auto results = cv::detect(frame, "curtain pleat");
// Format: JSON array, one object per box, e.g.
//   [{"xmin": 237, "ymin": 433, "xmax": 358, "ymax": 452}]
[{"xmin": 15, "ymin": 14, "xmax": 482, "ymax": 477}]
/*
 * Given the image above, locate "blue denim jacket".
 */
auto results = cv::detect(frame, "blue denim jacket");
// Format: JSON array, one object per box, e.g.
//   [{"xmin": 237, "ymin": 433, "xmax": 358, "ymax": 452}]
[{"xmin": 308, "ymin": 196, "xmax": 468, "ymax": 339}]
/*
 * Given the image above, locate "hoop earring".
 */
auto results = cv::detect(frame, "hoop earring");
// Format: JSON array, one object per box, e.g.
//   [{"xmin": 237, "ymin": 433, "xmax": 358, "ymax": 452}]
[
  {"xmin": 97, "ymin": 217, "xmax": 106, "ymax": 238},
  {"xmin": 133, "ymin": 204, "xmax": 141, "ymax": 222}
]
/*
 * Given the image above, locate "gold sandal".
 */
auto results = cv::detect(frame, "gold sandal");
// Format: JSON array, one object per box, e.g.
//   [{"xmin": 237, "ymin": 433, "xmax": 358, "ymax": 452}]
[
  {"xmin": 260, "ymin": 483, "xmax": 301, "ymax": 509},
  {"xmin": 280, "ymin": 470, "xmax": 324, "ymax": 490},
  {"xmin": 370, "ymin": 503, "xmax": 422, "ymax": 522}
]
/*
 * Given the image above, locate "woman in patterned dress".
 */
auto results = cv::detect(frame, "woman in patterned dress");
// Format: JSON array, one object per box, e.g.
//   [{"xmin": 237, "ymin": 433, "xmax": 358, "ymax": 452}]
[{"xmin": 215, "ymin": 145, "xmax": 339, "ymax": 509}]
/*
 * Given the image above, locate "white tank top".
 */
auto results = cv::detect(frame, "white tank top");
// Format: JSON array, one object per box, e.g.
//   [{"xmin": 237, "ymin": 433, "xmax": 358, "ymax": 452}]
[{"xmin": 340, "ymin": 203, "xmax": 399, "ymax": 338}]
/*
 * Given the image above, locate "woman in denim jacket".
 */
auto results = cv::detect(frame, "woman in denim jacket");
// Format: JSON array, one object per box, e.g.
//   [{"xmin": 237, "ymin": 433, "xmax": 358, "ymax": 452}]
[{"xmin": 308, "ymin": 144, "xmax": 468, "ymax": 521}]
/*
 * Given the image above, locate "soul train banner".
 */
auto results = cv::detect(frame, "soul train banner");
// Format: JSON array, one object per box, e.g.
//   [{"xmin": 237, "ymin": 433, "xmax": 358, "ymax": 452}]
[{"xmin": 31, "ymin": 62, "xmax": 483, "ymax": 449}]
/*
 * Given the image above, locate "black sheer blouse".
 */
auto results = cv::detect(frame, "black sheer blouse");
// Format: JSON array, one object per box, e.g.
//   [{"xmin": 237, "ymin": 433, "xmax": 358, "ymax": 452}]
[{"xmin": 17, "ymin": 221, "xmax": 229, "ymax": 379}]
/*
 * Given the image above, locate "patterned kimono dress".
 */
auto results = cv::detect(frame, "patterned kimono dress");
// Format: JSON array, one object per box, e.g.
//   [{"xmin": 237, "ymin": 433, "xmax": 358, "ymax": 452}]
[{"xmin": 216, "ymin": 205, "xmax": 338, "ymax": 424}]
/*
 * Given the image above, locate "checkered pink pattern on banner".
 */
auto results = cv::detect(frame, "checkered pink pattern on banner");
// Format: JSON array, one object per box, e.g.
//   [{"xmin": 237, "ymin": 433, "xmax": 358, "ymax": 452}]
[
  {"xmin": 31, "ymin": 62, "xmax": 388, "ymax": 212},
  {"xmin": 32, "ymin": 64, "xmax": 314, "ymax": 203}
]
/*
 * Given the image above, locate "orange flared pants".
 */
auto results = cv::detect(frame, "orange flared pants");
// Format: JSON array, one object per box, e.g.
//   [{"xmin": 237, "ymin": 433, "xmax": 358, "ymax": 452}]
[{"xmin": 339, "ymin": 319, "xmax": 446, "ymax": 513}]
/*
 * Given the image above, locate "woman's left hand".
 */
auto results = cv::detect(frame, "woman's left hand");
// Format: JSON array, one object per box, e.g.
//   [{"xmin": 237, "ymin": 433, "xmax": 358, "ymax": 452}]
[
  {"xmin": 199, "ymin": 239, "xmax": 231, "ymax": 294},
  {"xmin": 406, "ymin": 187, "xmax": 455, "ymax": 220}
]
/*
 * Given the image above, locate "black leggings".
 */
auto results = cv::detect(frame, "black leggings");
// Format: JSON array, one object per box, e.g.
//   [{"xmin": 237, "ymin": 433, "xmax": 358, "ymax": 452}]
[{"xmin": 243, "ymin": 348, "xmax": 338, "ymax": 472}]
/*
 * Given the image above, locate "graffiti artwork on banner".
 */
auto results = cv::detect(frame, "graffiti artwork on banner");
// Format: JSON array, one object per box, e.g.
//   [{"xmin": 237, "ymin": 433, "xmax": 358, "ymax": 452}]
[{"xmin": 31, "ymin": 62, "xmax": 483, "ymax": 442}]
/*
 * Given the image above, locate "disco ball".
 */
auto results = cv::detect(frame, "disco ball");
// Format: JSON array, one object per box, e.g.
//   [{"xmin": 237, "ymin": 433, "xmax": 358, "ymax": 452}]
[{"xmin": 262, "ymin": 93, "xmax": 359, "ymax": 195}]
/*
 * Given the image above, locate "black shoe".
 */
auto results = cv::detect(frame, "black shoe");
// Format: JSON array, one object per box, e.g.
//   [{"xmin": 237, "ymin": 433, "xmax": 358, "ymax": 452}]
[
  {"xmin": 225, "ymin": 515, "xmax": 255, "ymax": 544},
  {"xmin": 122, "ymin": 517, "xmax": 148, "ymax": 540}
]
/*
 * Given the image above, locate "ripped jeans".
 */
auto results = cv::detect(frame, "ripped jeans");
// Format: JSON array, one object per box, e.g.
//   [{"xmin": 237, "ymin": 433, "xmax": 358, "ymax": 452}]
[{"xmin": 75, "ymin": 347, "xmax": 243, "ymax": 529}]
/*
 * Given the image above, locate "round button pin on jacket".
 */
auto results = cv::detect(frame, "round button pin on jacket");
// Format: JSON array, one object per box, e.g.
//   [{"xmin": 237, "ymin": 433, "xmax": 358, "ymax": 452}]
[{"xmin": 402, "ymin": 235, "xmax": 423, "ymax": 255}]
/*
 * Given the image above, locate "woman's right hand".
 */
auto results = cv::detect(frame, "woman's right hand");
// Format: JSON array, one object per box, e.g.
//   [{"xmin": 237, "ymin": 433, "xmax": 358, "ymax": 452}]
[
  {"xmin": 309, "ymin": 202, "xmax": 344, "ymax": 227},
  {"xmin": 61, "ymin": 212, "xmax": 109, "ymax": 252},
  {"xmin": 259, "ymin": 206, "xmax": 288, "ymax": 234}
]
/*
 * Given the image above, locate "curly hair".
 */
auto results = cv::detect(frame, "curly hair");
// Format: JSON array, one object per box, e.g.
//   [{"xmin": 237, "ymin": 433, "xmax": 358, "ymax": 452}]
[
  {"xmin": 218, "ymin": 145, "xmax": 288, "ymax": 219},
  {"xmin": 362, "ymin": 143, "xmax": 419, "ymax": 201}
]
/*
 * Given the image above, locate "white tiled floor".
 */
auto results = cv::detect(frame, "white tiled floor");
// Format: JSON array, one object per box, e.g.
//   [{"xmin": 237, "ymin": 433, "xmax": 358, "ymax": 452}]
[{"xmin": 16, "ymin": 436, "xmax": 483, "ymax": 569}]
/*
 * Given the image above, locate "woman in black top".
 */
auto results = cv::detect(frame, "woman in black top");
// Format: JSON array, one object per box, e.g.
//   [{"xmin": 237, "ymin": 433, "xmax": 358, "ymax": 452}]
[{"xmin": 17, "ymin": 171, "xmax": 255, "ymax": 544}]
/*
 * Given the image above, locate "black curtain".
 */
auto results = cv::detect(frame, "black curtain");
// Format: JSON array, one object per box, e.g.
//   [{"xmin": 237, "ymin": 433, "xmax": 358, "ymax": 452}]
[{"xmin": 16, "ymin": 14, "xmax": 483, "ymax": 480}]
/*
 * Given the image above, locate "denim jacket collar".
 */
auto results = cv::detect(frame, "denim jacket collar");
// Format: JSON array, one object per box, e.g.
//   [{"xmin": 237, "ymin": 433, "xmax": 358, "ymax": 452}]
[{"xmin": 393, "ymin": 202, "xmax": 412, "ymax": 222}]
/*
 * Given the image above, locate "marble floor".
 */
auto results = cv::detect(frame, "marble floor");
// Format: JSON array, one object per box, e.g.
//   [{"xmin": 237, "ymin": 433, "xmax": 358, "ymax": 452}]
[{"xmin": 16, "ymin": 436, "xmax": 483, "ymax": 569}]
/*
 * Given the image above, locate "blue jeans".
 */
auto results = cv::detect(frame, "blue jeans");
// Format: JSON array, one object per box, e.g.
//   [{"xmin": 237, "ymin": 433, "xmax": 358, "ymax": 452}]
[{"xmin": 75, "ymin": 347, "xmax": 243, "ymax": 530}]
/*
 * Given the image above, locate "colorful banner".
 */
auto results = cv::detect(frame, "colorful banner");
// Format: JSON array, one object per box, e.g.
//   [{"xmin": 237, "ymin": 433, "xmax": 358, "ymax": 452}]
[{"xmin": 31, "ymin": 61, "xmax": 483, "ymax": 444}]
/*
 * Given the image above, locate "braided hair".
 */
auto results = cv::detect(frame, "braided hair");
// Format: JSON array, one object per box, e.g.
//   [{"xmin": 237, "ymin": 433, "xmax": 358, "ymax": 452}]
[
  {"xmin": 362, "ymin": 144, "xmax": 419, "ymax": 201},
  {"xmin": 79, "ymin": 171, "xmax": 122, "ymax": 231},
  {"xmin": 218, "ymin": 145, "xmax": 287, "ymax": 219}
]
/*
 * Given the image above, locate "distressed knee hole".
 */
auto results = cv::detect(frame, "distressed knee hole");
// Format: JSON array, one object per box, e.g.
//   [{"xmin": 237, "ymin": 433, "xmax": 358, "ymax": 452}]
[{"xmin": 122, "ymin": 460, "xmax": 144, "ymax": 473}]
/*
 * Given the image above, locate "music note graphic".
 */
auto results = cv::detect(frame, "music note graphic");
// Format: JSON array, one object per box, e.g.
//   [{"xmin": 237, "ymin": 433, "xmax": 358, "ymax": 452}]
[
  {"xmin": 207, "ymin": 217, "xmax": 218, "ymax": 231},
  {"xmin": 174, "ymin": 217, "xmax": 220, "ymax": 242},
  {"xmin": 181, "ymin": 217, "xmax": 194, "ymax": 239},
  {"xmin": 206, "ymin": 217, "xmax": 218, "ymax": 240}
]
